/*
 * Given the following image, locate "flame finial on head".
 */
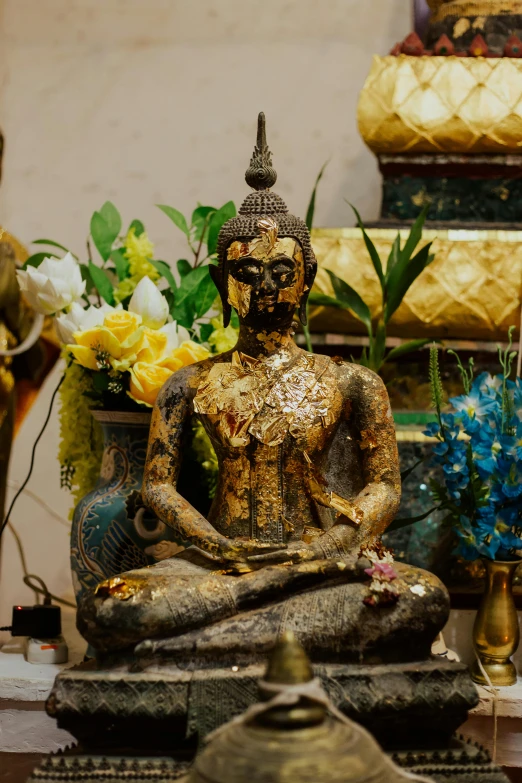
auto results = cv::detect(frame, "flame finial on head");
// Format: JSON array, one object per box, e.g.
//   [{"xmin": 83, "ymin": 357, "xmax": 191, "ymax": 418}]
[{"xmin": 245, "ymin": 112, "xmax": 277, "ymax": 191}]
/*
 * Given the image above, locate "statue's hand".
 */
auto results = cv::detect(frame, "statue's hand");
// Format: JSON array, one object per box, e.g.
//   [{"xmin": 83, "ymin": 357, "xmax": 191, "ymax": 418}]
[
  {"xmin": 217, "ymin": 536, "xmax": 287, "ymax": 563},
  {"xmin": 247, "ymin": 540, "xmax": 318, "ymax": 564}
]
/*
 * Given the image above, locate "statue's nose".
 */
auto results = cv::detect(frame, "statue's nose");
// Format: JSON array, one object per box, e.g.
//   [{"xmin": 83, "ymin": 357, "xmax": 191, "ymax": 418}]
[{"xmin": 261, "ymin": 266, "xmax": 276, "ymax": 292}]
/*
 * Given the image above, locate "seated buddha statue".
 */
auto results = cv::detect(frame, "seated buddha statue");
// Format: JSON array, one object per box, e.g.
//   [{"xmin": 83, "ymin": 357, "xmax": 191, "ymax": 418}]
[{"xmin": 78, "ymin": 114, "xmax": 449, "ymax": 665}]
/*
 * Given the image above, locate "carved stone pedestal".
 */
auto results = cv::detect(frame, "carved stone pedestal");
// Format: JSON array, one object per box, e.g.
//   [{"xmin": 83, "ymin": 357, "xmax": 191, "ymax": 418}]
[{"xmin": 27, "ymin": 657, "xmax": 508, "ymax": 783}]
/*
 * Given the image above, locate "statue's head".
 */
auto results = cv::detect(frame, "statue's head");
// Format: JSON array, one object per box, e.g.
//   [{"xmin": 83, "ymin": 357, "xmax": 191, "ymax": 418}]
[{"xmin": 210, "ymin": 113, "xmax": 317, "ymax": 330}]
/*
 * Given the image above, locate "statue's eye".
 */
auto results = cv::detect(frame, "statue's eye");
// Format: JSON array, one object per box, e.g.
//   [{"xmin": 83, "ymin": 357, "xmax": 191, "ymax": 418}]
[
  {"xmin": 233, "ymin": 259, "xmax": 263, "ymax": 282},
  {"xmin": 271, "ymin": 260, "xmax": 295, "ymax": 285}
]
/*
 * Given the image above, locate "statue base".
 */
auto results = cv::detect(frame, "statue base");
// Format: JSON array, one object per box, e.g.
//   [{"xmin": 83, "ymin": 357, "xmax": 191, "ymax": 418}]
[
  {"xmin": 45, "ymin": 657, "xmax": 478, "ymax": 751},
  {"xmin": 27, "ymin": 657, "xmax": 511, "ymax": 783},
  {"xmin": 28, "ymin": 737, "xmax": 507, "ymax": 783}
]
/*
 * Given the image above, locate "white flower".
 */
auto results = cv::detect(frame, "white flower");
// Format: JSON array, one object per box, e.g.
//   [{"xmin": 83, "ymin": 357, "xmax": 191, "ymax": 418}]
[
  {"xmin": 16, "ymin": 252, "xmax": 86, "ymax": 316},
  {"xmin": 128, "ymin": 276, "xmax": 169, "ymax": 329},
  {"xmin": 158, "ymin": 321, "xmax": 191, "ymax": 352},
  {"xmin": 55, "ymin": 302, "xmax": 118, "ymax": 344}
]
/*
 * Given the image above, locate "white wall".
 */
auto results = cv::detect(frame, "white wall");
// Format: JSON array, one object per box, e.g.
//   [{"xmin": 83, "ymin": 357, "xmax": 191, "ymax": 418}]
[{"xmin": 0, "ymin": 0, "xmax": 412, "ymax": 635}]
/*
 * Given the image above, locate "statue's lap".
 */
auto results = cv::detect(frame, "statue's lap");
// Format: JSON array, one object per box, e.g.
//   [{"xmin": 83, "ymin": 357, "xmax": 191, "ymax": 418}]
[{"xmin": 79, "ymin": 551, "xmax": 450, "ymax": 666}]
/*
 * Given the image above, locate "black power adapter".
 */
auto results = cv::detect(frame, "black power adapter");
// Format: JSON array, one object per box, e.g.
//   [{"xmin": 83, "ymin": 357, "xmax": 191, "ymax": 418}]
[{"xmin": 9, "ymin": 604, "xmax": 61, "ymax": 638}]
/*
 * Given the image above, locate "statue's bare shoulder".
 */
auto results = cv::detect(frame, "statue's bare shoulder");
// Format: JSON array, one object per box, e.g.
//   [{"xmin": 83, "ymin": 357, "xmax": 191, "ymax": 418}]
[{"xmin": 156, "ymin": 350, "xmax": 236, "ymax": 416}]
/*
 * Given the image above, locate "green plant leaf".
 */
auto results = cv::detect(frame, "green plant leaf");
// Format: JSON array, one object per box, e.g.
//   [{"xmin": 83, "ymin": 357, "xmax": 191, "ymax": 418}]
[
  {"xmin": 149, "ymin": 259, "xmax": 177, "ymax": 292},
  {"xmin": 400, "ymin": 457, "xmax": 425, "ymax": 484},
  {"xmin": 207, "ymin": 201, "xmax": 237, "ymax": 257},
  {"xmin": 128, "ymin": 219, "xmax": 145, "ymax": 237},
  {"xmin": 386, "ymin": 338, "xmax": 433, "ymax": 362},
  {"xmin": 194, "ymin": 268, "xmax": 217, "ymax": 319},
  {"xmin": 356, "ymin": 347, "xmax": 370, "ymax": 368},
  {"xmin": 191, "ymin": 205, "xmax": 216, "ymax": 244},
  {"xmin": 177, "ymin": 259, "xmax": 192, "ymax": 278},
  {"xmin": 22, "ymin": 252, "xmax": 59, "ymax": 269},
  {"xmin": 370, "ymin": 321, "xmax": 386, "ymax": 373},
  {"xmin": 88, "ymin": 262, "xmax": 115, "ymax": 305},
  {"xmin": 384, "ymin": 243, "xmax": 433, "ymax": 323},
  {"xmin": 399, "ymin": 204, "xmax": 429, "ymax": 266},
  {"xmin": 230, "ymin": 309, "xmax": 239, "ymax": 328},
  {"xmin": 110, "ymin": 249, "xmax": 129, "ymax": 281},
  {"xmin": 349, "ymin": 203, "xmax": 385, "ymax": 291},
  {"xmin": 387, "ymin": 505, "xmax": 442, "ymax": 533},
  {"xmin": 32, "ymin": 239, "xmax": 72, "ymax": 254},
  {"xmin": 99, "ymin": 201, "xmax": 122, "ymax": 240},
  {"xmin": 171, "ymin": 297, "xmax": 196, "ymax": 329},
  {"xmin": 325, "ymin": 269, "xmax": 372, "ymax": 333},
  {"xmin": 385, "ymin": 234, "xmax": 401, "ymax": 283},
  {"xmin": 90, "ymin": 212, "xmax": 116, "ymax": 262},
  {"xmin": 308, "ymin": 292, "xmax": 344, "ymax": 309},
  {"xmin": 156, "ymin": 205, "xmax": 189, "ymax": 237},
  {"xmin": 170, "ymin": 266, "xmax": 218, "ymax": 324},
  {"xmin": 92, "ymin": 371, "xmax": 110, "ymax": 392},
  {"xmin": 305, "ymin": 161, "xmax": 328, "ymax": 232},
  {"xmin": 199, "ymin": 322, "xmax": 214, "ymax": 344},
  {"xmin": 80, "ymin": 263, "xmax": 95, "ymax": 295}
]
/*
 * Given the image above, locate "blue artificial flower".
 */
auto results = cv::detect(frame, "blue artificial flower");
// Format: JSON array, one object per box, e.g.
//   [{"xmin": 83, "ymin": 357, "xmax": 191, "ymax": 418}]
[
  {"xmin": 472, "ymin": 510, "xmax": 522, "ymax": 560},
  {"xmin": 454, "ymin": 516, "xmax": 480, "ymax": 561},
  {"xmin": 440, "ymin": 412, "xmax": 462, "ymax": 440},
  {"xmin": 501, "ymin": 462, "xmax": 522, "ymax": 499},
  {"xmin": 450, "ymin": 388, "xmax": 497, "ymax": 422},
  {"xmin": 423, "ymin": 422, "xmax": 440, "ymax": 438}
]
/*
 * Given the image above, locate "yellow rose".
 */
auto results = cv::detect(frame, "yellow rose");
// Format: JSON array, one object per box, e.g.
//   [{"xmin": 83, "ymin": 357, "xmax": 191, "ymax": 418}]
[
  {"xmin": 68, "ymin": 326, "xmax": 122, "ymax": 370},
  {"xmin": 157, "ymin": 355, "xmax": 184, "ymax": 373},
  {"xmin": 128, "ymin": 362, "xmax": 172, "ymax": 407},
  {"xmin": 168, "ymin": 340, "xmax": 210, "ymax": 367},
  {"xmin": 136, "ymin": 327, "xmax": 168, "ymax": 363},
  {"xmin": 103, "ymin": 310, "xmax": 142, "ymax": 342}
]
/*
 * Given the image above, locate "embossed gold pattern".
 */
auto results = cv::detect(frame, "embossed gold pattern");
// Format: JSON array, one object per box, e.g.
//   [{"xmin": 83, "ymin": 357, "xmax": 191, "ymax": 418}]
[
  {"xmin": 427, "ymin": 0, "xmax": 522, "ymax": 20},
  {"xmin": 358, "ymin": 55, "xmax": 522, "ymax": 154},
  {"xmin": 311, "ymin": 227, "xmax": 522, "ymax": 340}
]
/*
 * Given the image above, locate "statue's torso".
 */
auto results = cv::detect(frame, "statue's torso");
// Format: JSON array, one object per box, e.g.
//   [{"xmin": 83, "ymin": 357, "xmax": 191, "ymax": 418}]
[{"xmin": 192, "ymin": 350, "xmax": 361, "ymax": 543}]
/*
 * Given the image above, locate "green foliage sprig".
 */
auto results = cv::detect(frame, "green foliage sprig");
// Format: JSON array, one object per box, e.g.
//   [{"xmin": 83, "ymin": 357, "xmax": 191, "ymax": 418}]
[
  {"xmin": 24, "ymin": 199, "xmax": 238, "ymax": 341},
  {"xmin": 308, "ymin": 206, "xmax": 435, "ymax": 373}
]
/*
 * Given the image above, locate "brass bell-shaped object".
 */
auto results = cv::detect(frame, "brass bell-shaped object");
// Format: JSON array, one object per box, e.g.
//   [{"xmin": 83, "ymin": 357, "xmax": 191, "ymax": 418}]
[{"xmin": 185, "ymin": 632, "xmax": 431, "ymax": 783}]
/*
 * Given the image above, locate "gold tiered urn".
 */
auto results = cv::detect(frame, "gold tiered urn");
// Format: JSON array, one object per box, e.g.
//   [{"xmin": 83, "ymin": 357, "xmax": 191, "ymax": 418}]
[{"xmin": 311, "ymin": 0, "xmax": 522, "ymax": 343}]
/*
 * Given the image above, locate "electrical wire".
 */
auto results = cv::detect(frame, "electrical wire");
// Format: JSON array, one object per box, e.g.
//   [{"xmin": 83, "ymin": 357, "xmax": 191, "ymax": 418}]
[
  {"xmin": 0, "ymin": 372, "xmax": 65, "ymax": 540},
  {"xmin": 6, "ymin": 479, "xmax": 70, "ymax": 529},
  {"xmin": 7, "ymin": 521, "xmax": 76, "ymax": 609}
]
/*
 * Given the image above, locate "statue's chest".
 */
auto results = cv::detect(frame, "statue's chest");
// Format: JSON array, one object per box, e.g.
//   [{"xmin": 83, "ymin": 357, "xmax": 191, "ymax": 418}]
[{"xmin": 193, "ymin": 352, "xmax": 342, "ymax": 451}]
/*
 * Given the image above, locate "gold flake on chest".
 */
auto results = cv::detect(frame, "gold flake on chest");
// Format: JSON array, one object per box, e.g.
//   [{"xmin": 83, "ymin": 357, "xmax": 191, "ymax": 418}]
[{"xmin": 193, "ymin": 351, "xmax": 337, "ymax": 448}]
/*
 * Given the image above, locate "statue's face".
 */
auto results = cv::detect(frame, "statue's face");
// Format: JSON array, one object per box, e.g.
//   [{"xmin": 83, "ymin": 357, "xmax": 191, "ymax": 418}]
[{"xmin": 226, "ymin": 234, "xmax": 305, "ymax": 328}]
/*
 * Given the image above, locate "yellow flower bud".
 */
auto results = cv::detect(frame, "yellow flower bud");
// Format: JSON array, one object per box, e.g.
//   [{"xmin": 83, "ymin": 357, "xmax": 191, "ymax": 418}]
[{"xmin": 129, "ymin": 362, "xmax": 173, "ymax": 407}]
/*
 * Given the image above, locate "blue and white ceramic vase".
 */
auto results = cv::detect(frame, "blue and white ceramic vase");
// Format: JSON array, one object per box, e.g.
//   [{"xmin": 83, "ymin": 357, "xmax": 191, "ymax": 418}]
[{"xmin": 70, "ymin": 410, "xmax": 184, "ymax": 604}]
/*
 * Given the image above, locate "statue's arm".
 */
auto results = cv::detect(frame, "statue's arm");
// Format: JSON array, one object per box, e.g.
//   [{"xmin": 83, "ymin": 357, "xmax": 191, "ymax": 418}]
[
  {"xmin": 316, "ymin": 366, "xmax": 401, "ymax": 557},
  {"xmin": 142, "ymin": 367, "xmax": 233, "ymax": 558}
]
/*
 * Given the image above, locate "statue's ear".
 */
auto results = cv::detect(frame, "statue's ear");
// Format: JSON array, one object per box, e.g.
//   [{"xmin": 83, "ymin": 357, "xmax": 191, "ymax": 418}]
[
  {"xmin": 209, "ymin": 264, "xmax": 232, "ymax": 328},
  {"xmin": 298, "ymin": 260, "xmax": 316, "ymax": 326}
]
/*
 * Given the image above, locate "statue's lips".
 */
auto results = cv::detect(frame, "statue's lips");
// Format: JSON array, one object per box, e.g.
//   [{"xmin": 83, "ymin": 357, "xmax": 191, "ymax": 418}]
[{"xmin": 255, "ymin": 294, "xmax": 278, "ymax": 307}]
